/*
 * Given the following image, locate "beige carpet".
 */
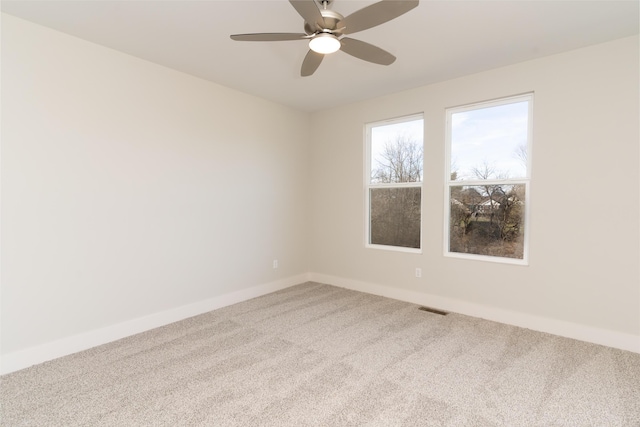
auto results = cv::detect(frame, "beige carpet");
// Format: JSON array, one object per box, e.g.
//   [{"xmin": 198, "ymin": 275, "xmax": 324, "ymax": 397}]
[{"xmin": 2, "ymin": 282, "xmax": 639, "ymax": 426}]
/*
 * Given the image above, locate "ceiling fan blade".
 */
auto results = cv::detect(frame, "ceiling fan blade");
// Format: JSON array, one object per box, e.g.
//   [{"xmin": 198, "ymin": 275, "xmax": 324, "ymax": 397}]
[
  {"xmin": 289, "ymin": 0, "xmax": 325, "ymax": 30},
  {"xmin": 338, "ymin": 0, "xmax": 419, "ymax": 35},
  {"xmin": 301, "ymin": 50, "xmax": 324, "ymax": 76},
  {"xmin": 340, "ymin": 37, "xmax": 396, "ymax": 65},
  {"xmin": 230, "ymin": 33, "xmax": 308, "ymax": 42}
]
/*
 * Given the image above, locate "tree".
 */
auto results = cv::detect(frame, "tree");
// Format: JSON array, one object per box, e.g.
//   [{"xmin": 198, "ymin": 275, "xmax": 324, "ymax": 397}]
[
  {"xmin": 372, "ymin": 135, "xmax": 423, "ymax": 183},
  {"xmin": 449, "ymin": 161, "xmax": 525, "ymax": 258},
  {"xmin": 471, "ymin": 161, "xmax": 512, "ymax": 227},
  {"xmin": 370, "ymin": 136, "xmax": 422, "ymax": 248},
  {"xmin": 514, "ymin": 143, "xmax": 527, "ymax": 170}
]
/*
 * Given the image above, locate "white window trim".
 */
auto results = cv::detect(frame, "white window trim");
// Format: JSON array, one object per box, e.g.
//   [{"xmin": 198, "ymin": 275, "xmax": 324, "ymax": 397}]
[
  {"xmin": 444, "ymin": 93, "xmax": 533, "ymax": 265},
  {"xmin": 364, "ymin": 113, "xmax": 424, "ymax": 253}
]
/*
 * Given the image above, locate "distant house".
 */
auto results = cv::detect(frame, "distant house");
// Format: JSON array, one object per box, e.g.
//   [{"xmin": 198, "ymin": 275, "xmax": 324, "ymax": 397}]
[{"xmin": 477, "ymin": 199, "xmax": 500, "ymax": 213}]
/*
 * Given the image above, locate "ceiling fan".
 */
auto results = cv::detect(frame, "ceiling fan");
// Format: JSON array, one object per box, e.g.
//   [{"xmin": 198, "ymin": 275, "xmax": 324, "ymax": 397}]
[{"xmin": 230, "ymin": 0, "xmax": 419, "ymax": 77}]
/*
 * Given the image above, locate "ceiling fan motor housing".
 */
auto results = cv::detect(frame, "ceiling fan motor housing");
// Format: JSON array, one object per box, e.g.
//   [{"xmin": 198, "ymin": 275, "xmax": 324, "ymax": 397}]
[{"xmin": 304, "ymin": 9, "xmax": 345, "ymax": 35}]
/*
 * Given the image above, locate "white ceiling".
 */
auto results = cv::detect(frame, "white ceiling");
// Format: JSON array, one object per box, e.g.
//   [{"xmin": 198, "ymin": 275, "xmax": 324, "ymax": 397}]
[{"xmin": 2, "ymin": 0, "xmax": 638, "ymax": 112}]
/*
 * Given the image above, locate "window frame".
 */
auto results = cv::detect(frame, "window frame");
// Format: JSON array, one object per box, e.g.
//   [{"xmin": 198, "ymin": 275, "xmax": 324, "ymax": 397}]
[
  {"xmin": 444, "ymin": 94, "xmax": 533, "ymax": 265},
  {"xmin": 364, "ymin": 113, "xmax": 424, "ymax": 253}
]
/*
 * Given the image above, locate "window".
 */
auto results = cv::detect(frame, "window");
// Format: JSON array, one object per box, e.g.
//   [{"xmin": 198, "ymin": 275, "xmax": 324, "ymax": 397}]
[
  {"xmin": 445, "ymin": 94, "xmax": 532, "ymax": 264},
  {"xmin": 365, "ymin": 114, "xmax": 424, "ymax": 251}
]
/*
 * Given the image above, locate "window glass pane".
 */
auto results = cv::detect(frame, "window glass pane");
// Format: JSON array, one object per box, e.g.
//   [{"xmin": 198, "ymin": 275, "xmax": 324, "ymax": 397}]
[
  {"xmin": 370, "ymin": 187, "xmax": 421, "ymax": 249},
  {"xmin": 371, "ymin": 119, "xmax": 423, "ymax": 183},
  {"xmin": 449, "ymin": 184, "xmax": 525, "ymax": 259},
  {"xmin": 451, "ymin": 101, "xmax": 528, "ymax": 181}
]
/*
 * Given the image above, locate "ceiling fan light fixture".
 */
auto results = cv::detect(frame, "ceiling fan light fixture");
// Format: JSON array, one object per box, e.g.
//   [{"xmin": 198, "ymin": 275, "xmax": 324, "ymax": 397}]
[{"xmin": 309, "ymin": 33, "xmax": 341, "ymax": 54}]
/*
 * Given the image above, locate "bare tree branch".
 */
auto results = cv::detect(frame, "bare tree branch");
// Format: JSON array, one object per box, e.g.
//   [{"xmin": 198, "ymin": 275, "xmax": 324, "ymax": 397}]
[{"xmin": 372, "ymin": 136, "xmax": 423, "ymax": 183}]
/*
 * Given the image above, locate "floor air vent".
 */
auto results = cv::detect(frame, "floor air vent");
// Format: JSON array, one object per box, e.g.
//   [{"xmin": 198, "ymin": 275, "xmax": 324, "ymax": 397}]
[{"xmin": 418, "ymin": 306, "xmax": 448, "ymax": 316}]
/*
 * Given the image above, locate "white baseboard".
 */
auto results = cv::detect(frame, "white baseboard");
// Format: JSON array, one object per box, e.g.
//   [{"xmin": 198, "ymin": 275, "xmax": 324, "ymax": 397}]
[
  {"xmin": 3, "ymin": 272, "xmax": 637, "ymax": 375},
  {"xmin": 309, "ymin": 273, "xmax": 640, "ymax": 354},
  {"xmin": 0, "ymin": 273, "xmax": 310, "ymax": 375}
]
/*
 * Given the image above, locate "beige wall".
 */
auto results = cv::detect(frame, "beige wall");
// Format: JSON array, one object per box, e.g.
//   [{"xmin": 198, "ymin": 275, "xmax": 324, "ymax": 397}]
[
  {"xmin": 309, "ymin": 36, "xmax": 640, "ymax": 337},
  {"xmin": 1, "ymin": 14, "xmax": 310, "ymax": 357}
]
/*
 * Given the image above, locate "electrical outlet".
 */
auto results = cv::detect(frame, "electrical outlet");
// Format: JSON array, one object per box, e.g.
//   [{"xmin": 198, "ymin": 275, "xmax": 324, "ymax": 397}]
[
  {"xmin": 415, "ymin": 268, "xmax": 422, "ymax": 278},
  {"xmin": 273, "ymin": 260, "xmax": 278, "ymax": 269}
]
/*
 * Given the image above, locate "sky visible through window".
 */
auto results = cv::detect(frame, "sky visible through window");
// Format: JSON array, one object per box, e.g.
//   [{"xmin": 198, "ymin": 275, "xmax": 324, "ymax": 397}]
[
  {"xmin": 370, "ymin": 118, "xmax": 424, "ymax": 181},
  {"xmin": 451, "ymin": 101, "xmax": 529, "ymax": 180}
]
